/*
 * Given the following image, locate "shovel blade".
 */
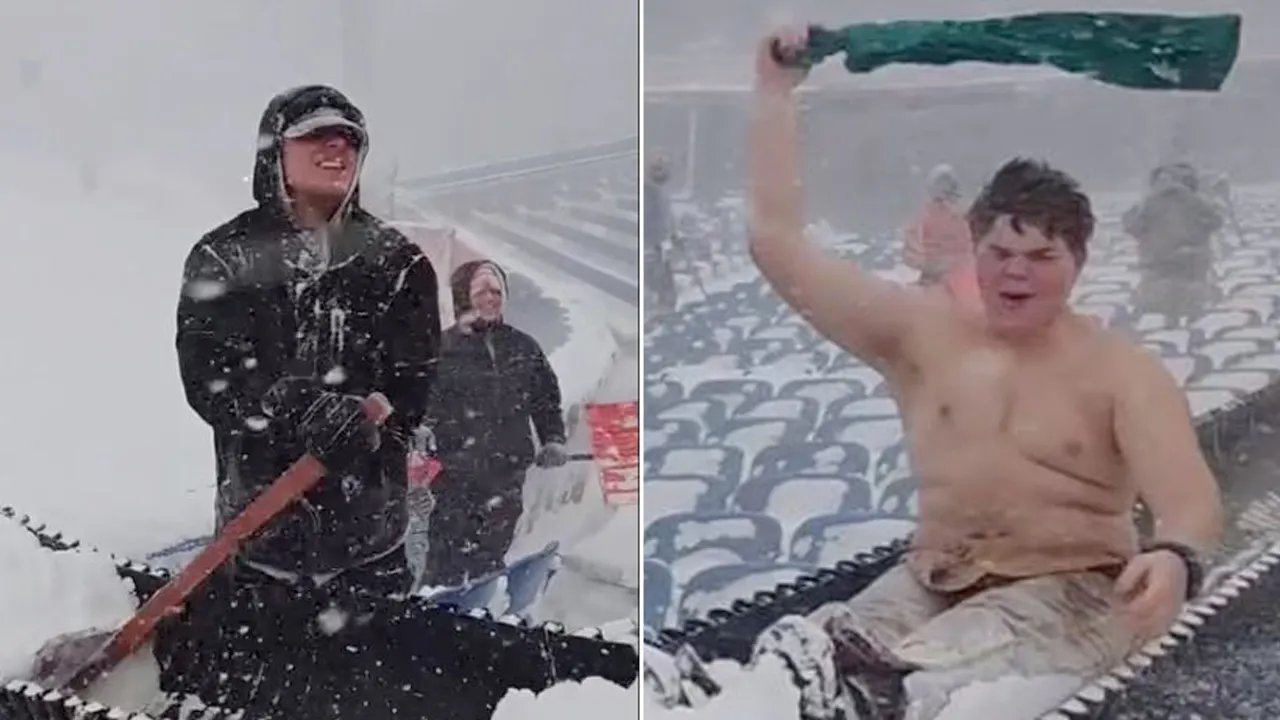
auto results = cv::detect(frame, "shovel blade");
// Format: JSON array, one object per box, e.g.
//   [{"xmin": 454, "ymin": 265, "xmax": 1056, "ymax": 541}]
[{"xmin": 30, "ymin": 627, "xmax": 114, "ymax": 689}]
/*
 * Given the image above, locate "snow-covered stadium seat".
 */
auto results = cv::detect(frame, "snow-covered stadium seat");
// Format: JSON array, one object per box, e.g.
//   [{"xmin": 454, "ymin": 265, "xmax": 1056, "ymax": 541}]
[
  {"xmin": 746, "ymin": 442, "xmax": 872, "ymax": 484},
  {"xmin": 644, "ymin": 445, "xmax": 744, "ymax": 488},
  {"xmin": 644, "ymin": 559, "xmax": 675, "ymax": 631},
  {"xmin": 645, "ymin": 474, "xmax": 738, "ymax": 523},
  {"xmin": 789, "ymin": 512, "xmax": 919, "ymax": 567},
  {"xmin": 651, "ymin": 398, "xmax": 730, "ymax": 436},
  {"xmin": 731, "ymin": 475, "xmax": 874, "ymax": 544},
  {"xmin": 678, "ymin": 562, "xmax": 814, "ymax": 623},
  {"xmin": 645, "ymin": 512, "xmax": 783, "ymax": 568},
  {"xmin": 644, "ymin": 418, "xmax": 703, "ymax": 448}
]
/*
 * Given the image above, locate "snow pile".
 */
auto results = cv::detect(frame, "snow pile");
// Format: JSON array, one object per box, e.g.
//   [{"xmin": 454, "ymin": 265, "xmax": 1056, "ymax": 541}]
[
  {"xmin": 646, "ymin": 656, "xmax": 802, "ymax": 720},
  {"xmin": 0, "ymin": 516, "xmax": 138, "ymax": 683},
  {"xmin": 491, "ymin": 656, "xmax": 799, "ymax": 720},
  {"xmin": 493, "ymin": 677, "xmax": 639, "ymax": 720},
  {"xmin": 0, "ymin": 516, "xmax": 167, "ymax": 714}
]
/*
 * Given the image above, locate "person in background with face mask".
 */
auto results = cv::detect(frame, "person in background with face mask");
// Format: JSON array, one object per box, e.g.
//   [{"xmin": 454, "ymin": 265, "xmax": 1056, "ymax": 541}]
[
  {"xmin": 903, "ymin": 164, "xmax": 973, "ymax": 287},
  {"xmin": 420, "ymin": 259, "xmax": 567, "ymax": 586},
  {"xmin": 730, "ymin": 27, "xmax": 1223, "ymax": 720},
  {"xmin": 164, "ymin": 84, "xmax": 440, "ymax": 719}
]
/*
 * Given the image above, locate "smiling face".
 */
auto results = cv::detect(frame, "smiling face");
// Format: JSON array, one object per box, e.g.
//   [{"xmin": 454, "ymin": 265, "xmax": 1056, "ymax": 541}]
[
  {"xmin": 469, "ymin": 266, "xmax": 505, "ymax": 322},
  {"xmin": 280, "ymin": 126, "xmax": 360, "ymax": 205},
  {"xmin": 974, "ymin": 216, "xmax": 1080, "ymax": 337}
]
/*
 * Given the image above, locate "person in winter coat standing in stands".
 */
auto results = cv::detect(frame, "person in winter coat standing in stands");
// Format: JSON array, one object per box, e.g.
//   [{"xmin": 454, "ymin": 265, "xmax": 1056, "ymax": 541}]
[
  {"xmin": 162, "ymin": 84, "xmax": 440, "ymax": 718},
  {"xmin": 1124, "ymin": 162, "xmax": 1224, "ymax": 323},
  {"xmin": 422, "ymin": 259, "xmax": 567, "ymax": 586}
]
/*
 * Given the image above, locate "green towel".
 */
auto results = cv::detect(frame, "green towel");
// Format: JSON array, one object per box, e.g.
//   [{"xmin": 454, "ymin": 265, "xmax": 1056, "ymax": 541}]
[{"xmin": 800, "ymin": 12, "xmax": 1240, "ymax": 91}]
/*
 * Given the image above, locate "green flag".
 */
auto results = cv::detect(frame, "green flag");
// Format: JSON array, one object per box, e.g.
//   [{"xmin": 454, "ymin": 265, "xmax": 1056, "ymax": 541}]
[{"xmin": 796, "ymin": 12, "xmax": 1240, "ymax": 91}]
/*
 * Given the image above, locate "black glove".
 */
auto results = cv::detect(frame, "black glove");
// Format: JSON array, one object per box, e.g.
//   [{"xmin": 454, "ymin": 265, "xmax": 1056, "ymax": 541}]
[
  {"xmin": 535, "ymin": 442, "xmax": 568, "ymax": 468},
  {"xmin": 298, "ymin": 392, "xmax": 381, "ymax": 471},
  {"xmin": 262, "ymin": 377, "xmax": 319, "ymax": 423},
  {"xmin": 263, "ymin": 377, "xmax": 379, "ymax": 470}
]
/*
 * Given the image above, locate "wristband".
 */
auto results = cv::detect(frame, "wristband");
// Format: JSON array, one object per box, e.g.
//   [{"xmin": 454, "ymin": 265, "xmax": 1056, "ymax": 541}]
[{"xmin": 1141, "ymin": 539, "xmax": 1204, "ymax": 600}]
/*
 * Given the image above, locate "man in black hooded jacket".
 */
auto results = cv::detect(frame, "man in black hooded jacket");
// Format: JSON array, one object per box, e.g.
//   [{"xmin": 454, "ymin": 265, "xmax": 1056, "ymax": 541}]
[
  {"xmin": 422, "ymin": 259, "xmax": 567, "ymax": 586},
  {"xmin": 159, "ymin": 84, "xmax": 440, "ymax": 717}
]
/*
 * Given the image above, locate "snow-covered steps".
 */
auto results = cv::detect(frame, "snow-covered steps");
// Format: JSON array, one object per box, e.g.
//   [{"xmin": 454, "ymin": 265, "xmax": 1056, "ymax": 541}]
[
  {"xmin": 596, "ymin": 190, "xmax": 639, "ymax": 214},
  {"xmin": 0, "ymin": 507, "xmax": 638, "ymax": 720},
  {"xmin": 526, "ymin": 207, "xmax": 638, "ymax": 259},
  {"xmin": 468, "ymin": 210, "xmax": 638, "ymax": 306},
  {"xmin": 557, "ymin": 200, "xmax": 639, "ymax": 236}
]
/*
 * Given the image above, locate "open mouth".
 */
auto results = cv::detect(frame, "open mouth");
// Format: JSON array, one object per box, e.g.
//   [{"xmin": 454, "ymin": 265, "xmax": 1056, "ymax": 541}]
[
  {"xmin": 316, "ymin": 159, "xmax": 347, "ymax": 171},
  {"xmin": 998, "ymin": 291, "xmax": 1033, "ymax": 309}
]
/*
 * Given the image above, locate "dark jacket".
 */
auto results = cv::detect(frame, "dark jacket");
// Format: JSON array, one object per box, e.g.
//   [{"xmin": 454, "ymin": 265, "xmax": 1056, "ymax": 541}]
[
  {"xmin": 425, "ymin": 261, "xmax": 565, "ymax": 478},
  {"xmin": 176, "ymin": 85, "xmax": 441, "ymax": 575},
  {"xmin": 643, "ymin": 179, "xmax": 673, "ymax": 264},
  {"xmin": 1124, "ymin": 178, "xmax": 1223, "ymax": 281}
]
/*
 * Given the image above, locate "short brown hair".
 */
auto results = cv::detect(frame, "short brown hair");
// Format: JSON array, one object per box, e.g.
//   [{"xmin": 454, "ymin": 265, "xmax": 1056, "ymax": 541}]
[{"xmin": 967, "ymin": 158, "xmax": 1094, "ymax": 266}]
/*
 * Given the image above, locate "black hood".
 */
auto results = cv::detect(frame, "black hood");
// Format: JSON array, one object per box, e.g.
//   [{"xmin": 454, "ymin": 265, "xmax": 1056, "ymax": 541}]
[
  {"xmin": 451, "ymin": 259, "xmax": 508, "ymax": 316},
  {"xmin": 252, "ymin": 84, "xmax": 368, "ymax": 221}
]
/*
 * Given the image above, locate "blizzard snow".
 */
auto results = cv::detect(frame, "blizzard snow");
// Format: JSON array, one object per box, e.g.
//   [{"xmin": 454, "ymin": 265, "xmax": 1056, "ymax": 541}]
[{"xmin": 0, "ymin": 147, "xmax": 224, "ymax": 559}]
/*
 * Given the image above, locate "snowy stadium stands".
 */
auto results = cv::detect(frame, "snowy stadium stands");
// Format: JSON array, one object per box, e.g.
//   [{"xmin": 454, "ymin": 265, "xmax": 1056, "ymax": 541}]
[
  {"xmin": 643, "ymin": 183, "xmax": 1280, "ymax": 633},
  {"xmin": 398, "ymin": 137, "xmax": 639, "ymax": 321}
]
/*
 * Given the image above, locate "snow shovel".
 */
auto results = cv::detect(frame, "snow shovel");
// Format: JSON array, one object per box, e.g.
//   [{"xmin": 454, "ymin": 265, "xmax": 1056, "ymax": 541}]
[
  {"xmin": 586, "ymin": 401, "xmax": 639, "ymax": 505},
  {"xmin": 30, "ymin": 393, "xmax": 395, "ymax": 694}
]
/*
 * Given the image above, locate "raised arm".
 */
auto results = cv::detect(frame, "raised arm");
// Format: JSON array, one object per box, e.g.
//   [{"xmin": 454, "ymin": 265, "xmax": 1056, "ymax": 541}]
[{"xmin": 748, "ymin": 29, "xmax": 925, "ymax": 371}]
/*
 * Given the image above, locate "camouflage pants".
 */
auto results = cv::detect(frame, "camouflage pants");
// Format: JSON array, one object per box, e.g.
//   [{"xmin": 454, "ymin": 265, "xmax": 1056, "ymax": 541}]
[{"xmin": 811, "ymin": 563, "xmax": 1140, "ymax": 719}]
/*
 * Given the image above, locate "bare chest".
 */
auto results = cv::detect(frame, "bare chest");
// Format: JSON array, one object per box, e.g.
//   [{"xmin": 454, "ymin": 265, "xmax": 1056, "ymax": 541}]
[{"xmin": 902, "ymin": 344, "xmax": 1119, "ymax": 476}]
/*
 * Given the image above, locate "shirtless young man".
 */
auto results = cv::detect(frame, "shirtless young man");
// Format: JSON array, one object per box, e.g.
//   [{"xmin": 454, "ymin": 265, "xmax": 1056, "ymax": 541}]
[{"xmin": 745, "ymin": 28, "xmax": 1224, "ymax": 720}]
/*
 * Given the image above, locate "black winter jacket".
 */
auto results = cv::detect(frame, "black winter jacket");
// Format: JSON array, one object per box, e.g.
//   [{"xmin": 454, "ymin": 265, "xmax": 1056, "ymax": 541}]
[
  {"xmin": 176, "ymin": 85, "xmax": 440, "ymax": 575},
  {"xmin": 425, "ymin": 261, "xmax": 565, "ymax": 480}
]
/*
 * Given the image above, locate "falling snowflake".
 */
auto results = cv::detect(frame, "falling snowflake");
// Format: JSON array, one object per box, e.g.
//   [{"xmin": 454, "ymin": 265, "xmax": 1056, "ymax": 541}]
[
  {"xmin": 185, "ymin": 279, "xmax": 227, "ymax": 301},
  {"xmin": 316, "ymin": 606, "xmax": 349, "ymax": 636}
]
